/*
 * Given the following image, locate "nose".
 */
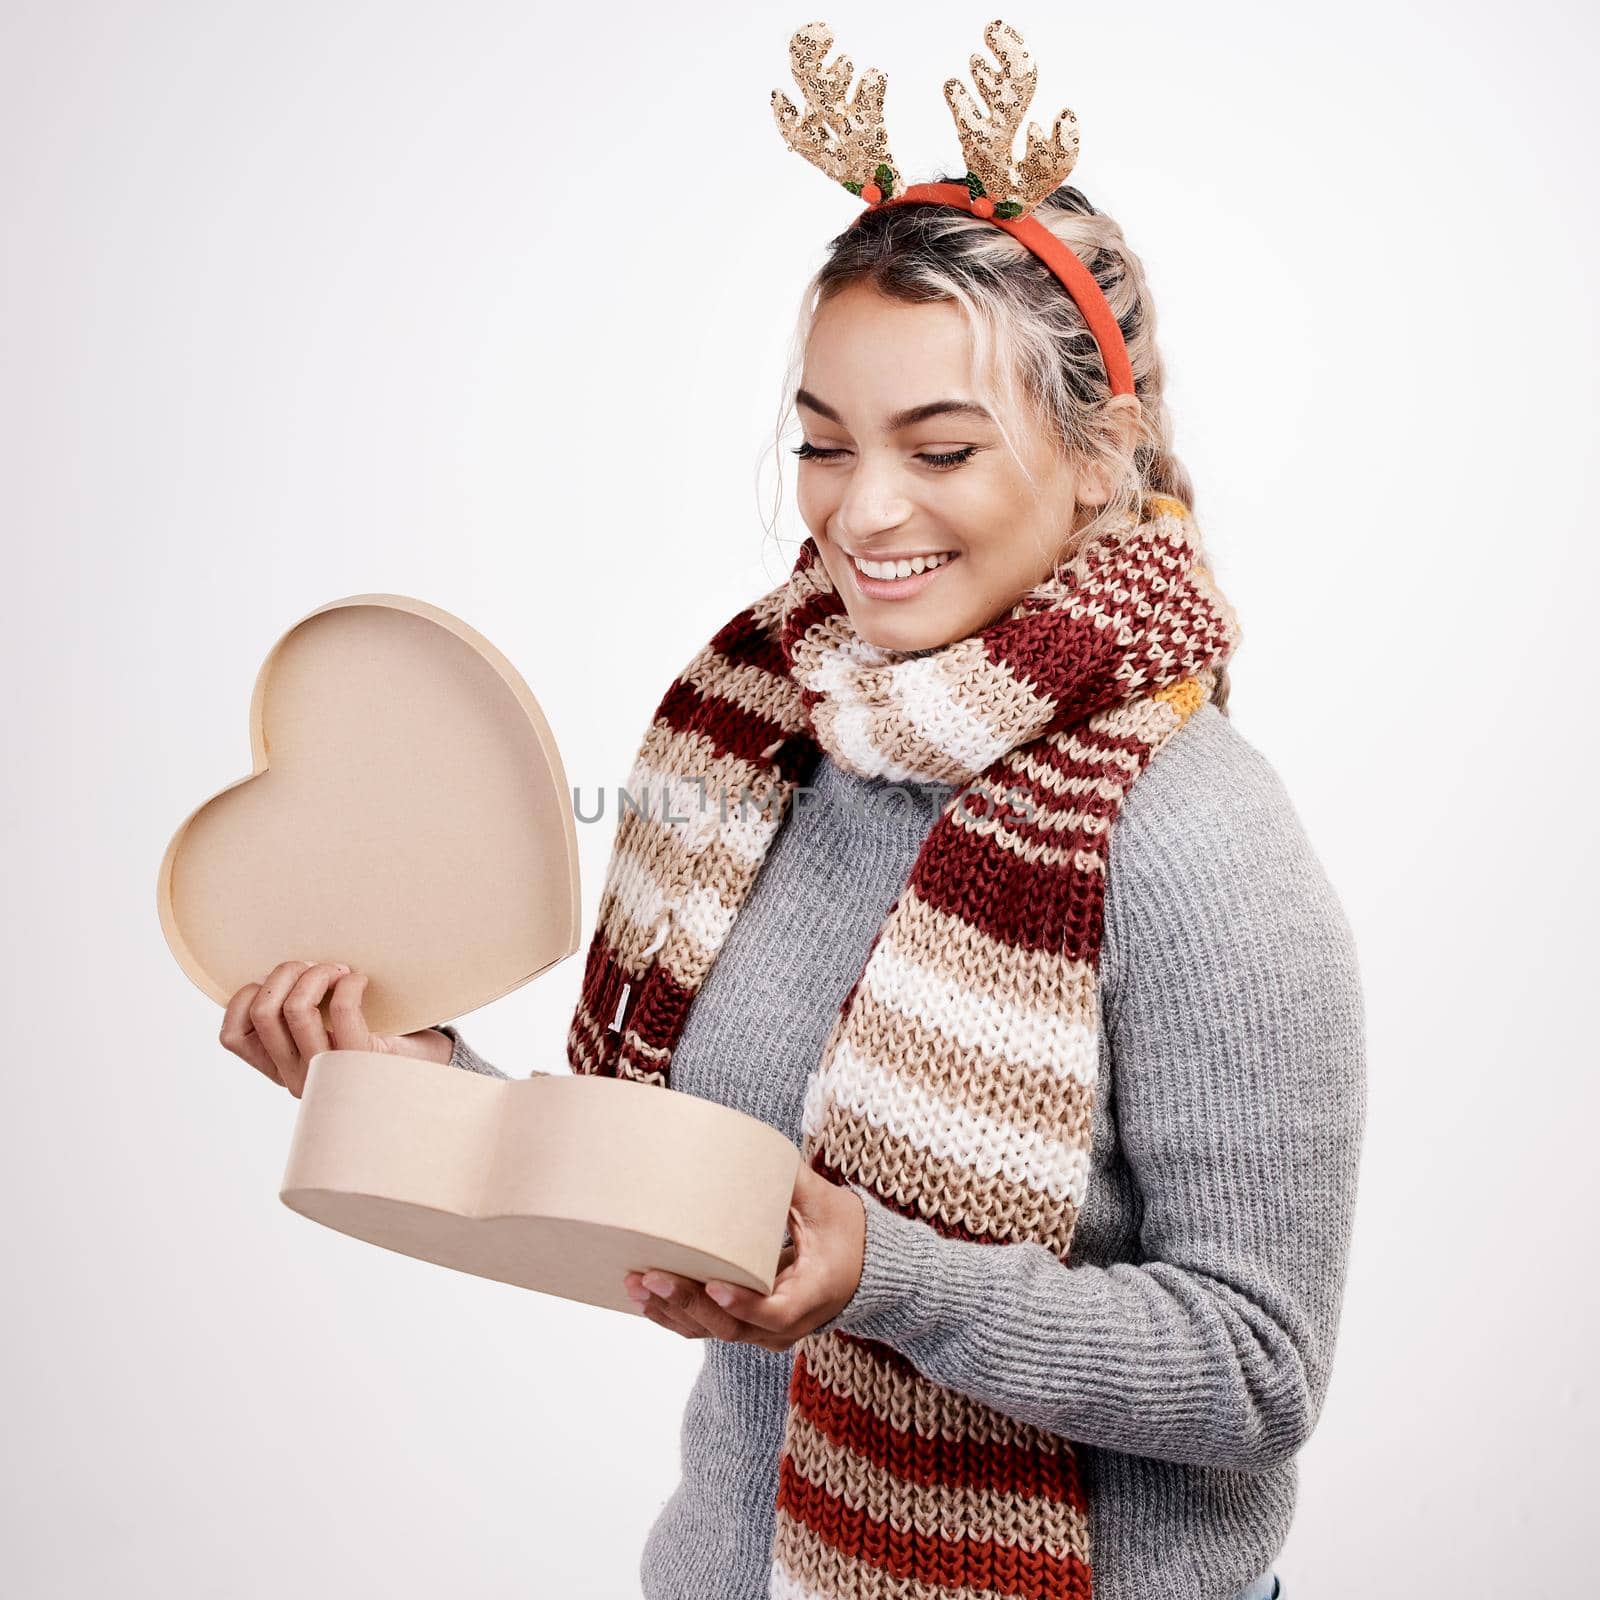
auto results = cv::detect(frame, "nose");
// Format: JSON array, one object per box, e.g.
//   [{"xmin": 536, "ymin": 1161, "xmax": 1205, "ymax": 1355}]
[{"xmin": 832, "ymin": 455, "xmax": 914, "ymax": 544}]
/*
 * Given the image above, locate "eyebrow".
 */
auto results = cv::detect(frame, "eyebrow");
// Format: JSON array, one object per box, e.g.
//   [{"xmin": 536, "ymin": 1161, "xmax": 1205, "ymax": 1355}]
[{"xmin": 794, "ymin": 388, "xmax": 995, "ymax": 433}]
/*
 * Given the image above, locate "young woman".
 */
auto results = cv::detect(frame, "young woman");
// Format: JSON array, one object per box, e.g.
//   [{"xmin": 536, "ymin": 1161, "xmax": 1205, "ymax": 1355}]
[{"xmin": 221, "ymin": 39, "xmax": 1364, "ymax": 1600}]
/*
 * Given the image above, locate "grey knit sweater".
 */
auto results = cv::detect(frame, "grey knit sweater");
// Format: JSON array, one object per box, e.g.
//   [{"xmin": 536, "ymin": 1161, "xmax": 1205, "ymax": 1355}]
[{"xmin": 439, "ymin": 701, "xmax": 1365, "ymax": 1600}]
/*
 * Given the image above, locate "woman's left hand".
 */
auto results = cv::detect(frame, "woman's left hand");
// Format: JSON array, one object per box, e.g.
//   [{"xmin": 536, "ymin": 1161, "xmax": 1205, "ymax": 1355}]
[{"xmin": 622, "ymin": 1161, "xmax": 866, "ymax": 1352}]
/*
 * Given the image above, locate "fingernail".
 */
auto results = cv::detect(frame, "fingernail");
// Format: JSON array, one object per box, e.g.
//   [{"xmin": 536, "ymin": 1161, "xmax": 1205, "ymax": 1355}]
[
  {"xmin": 706, "ymin": 1283, "xmax": 732, "ymax": 1306},
  {"xmin": 642, "ymin": 1272, "xmax": 673, "ymax": 1297}
]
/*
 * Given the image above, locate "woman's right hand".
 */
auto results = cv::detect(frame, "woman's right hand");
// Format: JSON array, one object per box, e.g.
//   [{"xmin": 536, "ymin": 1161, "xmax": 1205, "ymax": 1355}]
[{"xmin": 220, "ymin": 960, "xmax": 453, "ymax": 1097}]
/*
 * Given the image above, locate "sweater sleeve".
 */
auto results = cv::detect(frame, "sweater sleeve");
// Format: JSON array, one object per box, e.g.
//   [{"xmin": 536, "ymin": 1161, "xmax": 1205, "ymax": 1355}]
[
  {"xmin": 809, "ymin": 711, "xmax": 1367, "ymax": 1474},
  {"xmin": 433, "ymin": 1022, "xmax": 521, "ymax": 1080}
]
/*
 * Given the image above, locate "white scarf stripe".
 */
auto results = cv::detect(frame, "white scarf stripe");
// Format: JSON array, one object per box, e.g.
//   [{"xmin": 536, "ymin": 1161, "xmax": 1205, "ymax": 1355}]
[
  {"xmin": 607, "ymin": 848, "xmax": 735, "ymax": 967},
  {"xmin": 673, "ymin": 884, "xmax": 738, "ymax": 956},
  {"xmin": 862, "ymin": 943, "xmax": 1099, "ymax": 1087},
  {"xmin": 767, "ymin": 1559, "xmax": 827, "ymax": 1600},
  {"xmin": 794, "ymin": 645, "xmax": 865, "ymax": 699},
  {"xmin": 627, "ymin": 756, "xmax": 785, "ymax": 864},
  {"xmin": 888, "ymin": 657, "xmax": 1013, "ymax": 772},
  {"xmin": 822, "ymin": 701, "xmax": 930, "ymax": 783},
  {"xmin": 822, "ymin": 701, "xmax": 889, "ymax": 777},
  {"xmin": 604, "ymin": 849, "xmax": 670, "ymax": 940},
  {"xmin": 802, "ymin": 1037, "xmax": 1092, "ymax": 1210}
]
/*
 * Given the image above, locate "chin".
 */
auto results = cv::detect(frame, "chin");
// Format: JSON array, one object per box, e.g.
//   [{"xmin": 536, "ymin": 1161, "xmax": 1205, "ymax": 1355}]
[
  {"xmin": 818, "ymin": 547, "xmax": 970, "ymax": 652},
  {"xmin": 849, "ymin": 608, "xmax": 958, "ymax": 654}
]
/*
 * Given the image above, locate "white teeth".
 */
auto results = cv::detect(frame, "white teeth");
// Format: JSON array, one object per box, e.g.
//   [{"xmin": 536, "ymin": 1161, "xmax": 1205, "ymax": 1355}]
[{"xmin": 853, "ymin": 551, "xmax": 954, "ymax": 581}]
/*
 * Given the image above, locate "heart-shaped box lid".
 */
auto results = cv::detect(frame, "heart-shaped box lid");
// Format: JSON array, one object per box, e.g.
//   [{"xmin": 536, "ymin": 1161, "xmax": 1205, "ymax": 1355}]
[{"xmin": 157, "ymin": 593, "xmax": 581, "ymax": 1037}]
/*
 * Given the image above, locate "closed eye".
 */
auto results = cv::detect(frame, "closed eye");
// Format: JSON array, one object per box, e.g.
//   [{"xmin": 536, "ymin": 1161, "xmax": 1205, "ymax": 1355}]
[{"xmin": 791, "ymin": 442, "xmax": 979, "ymax": 471}]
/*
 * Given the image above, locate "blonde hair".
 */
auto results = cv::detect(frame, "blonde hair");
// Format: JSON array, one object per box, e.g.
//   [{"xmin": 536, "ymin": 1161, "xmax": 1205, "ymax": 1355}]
[{"xmin": 768, "ymin": 175, "xmax": 1231, "ymax": 714}]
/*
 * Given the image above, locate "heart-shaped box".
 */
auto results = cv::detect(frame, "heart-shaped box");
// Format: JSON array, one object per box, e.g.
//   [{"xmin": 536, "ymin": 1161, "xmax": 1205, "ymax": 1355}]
[
  {"xmin": 279, "ymin": 1052, "xmax": 800, "ymax": 1315},
  {"xmin": 158, "ymin": 594, "xmax": 800, "ymax": 1313}
]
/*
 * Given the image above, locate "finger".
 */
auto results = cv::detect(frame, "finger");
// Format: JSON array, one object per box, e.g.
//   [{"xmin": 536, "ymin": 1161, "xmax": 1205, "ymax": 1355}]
[
  {"xmin": 640, "ymin": 1271, "xmax": 762, "ymax": 1344},
  {"xmin": 703, "ymin": 1246, "xmax": 820, "ymax": 1333},
  {"xmin": 628, "ymin": 1271, "xmax": 785, "ymax": 1349},
  {"xmin": 707, "ymin": 1241, "xmax": 793, "ymax": 1318},
  {"xmin": 220, "ymin": 983, "xmax": 283, "ymax": 1086},
  {"xmin": 701, "ymin": 1276, "xmax": 791, "ymax": 1330},
  {"xmin": 283, "ymin": 964, "xmax": 345, "ymax": 1065},
  {"xmin": 247, "ymin": 962, "xmax": 315, "ymax": 1092},
  {"xmin": 634, "ymin": 1273, "xmax": 791, "ymax": 1351},
  {"xmin": 639, "ymin": 1295, "xmax": 708, "ymax": 1340},
  {"xmin": 326, "ymin": 971, "xmax": 375, "ymax": 1052}
]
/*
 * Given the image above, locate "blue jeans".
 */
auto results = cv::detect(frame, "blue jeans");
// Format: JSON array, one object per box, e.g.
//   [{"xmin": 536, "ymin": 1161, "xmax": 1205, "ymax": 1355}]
[{"xmin": 1235, "ymin": 1573, "xmax": 1281, "ymax": 1600}]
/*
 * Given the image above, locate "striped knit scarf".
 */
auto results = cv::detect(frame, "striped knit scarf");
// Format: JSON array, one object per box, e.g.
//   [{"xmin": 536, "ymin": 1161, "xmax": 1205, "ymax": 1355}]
[{"xmin": 565, "ymin": 493, "xmax": 1241, "ymax": 1598}]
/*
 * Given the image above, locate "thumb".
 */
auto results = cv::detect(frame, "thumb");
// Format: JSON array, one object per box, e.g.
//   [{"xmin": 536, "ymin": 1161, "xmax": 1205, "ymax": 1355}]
[
  {"xmin": 325, "ymin": 971, "xmax": 376, "ymax": 1051},
  {"xmin": 790, "ymin": 1160, "xmax": 837, "ymax": 1224}
]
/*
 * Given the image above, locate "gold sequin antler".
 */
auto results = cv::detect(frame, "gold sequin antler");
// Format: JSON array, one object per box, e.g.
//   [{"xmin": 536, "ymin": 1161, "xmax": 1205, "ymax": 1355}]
[
  {"xmin": 944, "ymin": 19, "xmax": 1080, "ymax": 220},
  {"xmin": 771, "ymin": 21, "xmax": 902, "ymax": 202}
]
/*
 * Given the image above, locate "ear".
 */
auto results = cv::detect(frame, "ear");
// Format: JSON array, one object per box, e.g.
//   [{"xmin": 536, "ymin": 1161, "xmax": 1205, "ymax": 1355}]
[{"xmin": 1073, "ymin": 394, "xmax": 1143, "ymax": 508}]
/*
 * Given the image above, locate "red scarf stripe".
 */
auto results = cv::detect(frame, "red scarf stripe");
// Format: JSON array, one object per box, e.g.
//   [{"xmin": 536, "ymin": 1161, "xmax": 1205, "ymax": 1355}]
[
  {"xmin": 784, "ymin": 581, "xmax": 849, "ymax": 644},
  {"xmin": 617, "ymin": 1047, "xmax": 669, "ymax": 1085},
  {"xmin": 1142, "ymin": 584, "xmax": 1217, "ymax": 664},
  {"xmin": 947, "ymin": 780, "xmax": 1116, "ymax": 861},
  {"xmin": 570, "ymin": 943, "xmax": 629, "ymax": 1062},
  {"xmin": 568, "ymin": 941, "xmax": 696, "ymax": 1074},
  {"xmin": 774, "ymin": 1459, "xmax": 1091, "ymax": 1599},
  {"xmin": 650, "ymin": 596, "xmax": 808, "ymax": 750},
  {"xmin": 707, "ymin": 606, "xmax": 791, "ymax": 680},
  {"xmin": 990, "ymin": 743, "xmax": 1132, "ymax": 816},
  {"xmin": 801, "ymin": 1325, "xmax": 1077, "ymax": 1453},
  {"xmin": 567, "ymin": 994, "xmax": 611, "ymax": 1071},
  {"xmin": 1053, "ymin": 720, "xmax": 1164, "ymax": 771},
  {"xmin": 1000, "ymin": 750, "xmax": 1134, "ymax": 812},
  {"xmin": 982, "ymin": 633, "xmax": 1125, "ymax": 722},
  {"xmin": 653, "ymin": 676, "xmax": 791, "ymax": 771},
  {"xmin": 787, "ymin": 1348, "xmax": 1088, "ymax": 1504},
  {"xmin": 934, "ymin": 766, "xmax": 1133, "ymax": 874},
  {"xmin": 905, "ymin": 823, "xmax": 1104, "ymax": 958},
  {"xmin": 625, "ymin": 961, "xmax": 695, "ymax": 1050},
  {"xmin": 1150, "ymin": 552, "xmax": 1232, "ymax": 636}
]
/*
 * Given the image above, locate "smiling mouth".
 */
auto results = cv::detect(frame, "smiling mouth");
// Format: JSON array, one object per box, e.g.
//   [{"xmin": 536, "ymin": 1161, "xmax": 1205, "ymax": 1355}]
[
  {"xmin": 842, "ymin": 548, "xmax": 962, "ymax": 601},
  {"xmin": 850, "ymin": 550, "xmax": 958, "ymax": 580}
]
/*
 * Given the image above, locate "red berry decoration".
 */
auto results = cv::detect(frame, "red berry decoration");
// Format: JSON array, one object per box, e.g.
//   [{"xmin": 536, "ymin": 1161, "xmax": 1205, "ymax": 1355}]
[
  {"xmin": 971, "ymin": 195, "xmax": 994, "ymax": 218},
  {"xmin": 861, "ymin": 181, "xmax": 882, "ymax": 204}
]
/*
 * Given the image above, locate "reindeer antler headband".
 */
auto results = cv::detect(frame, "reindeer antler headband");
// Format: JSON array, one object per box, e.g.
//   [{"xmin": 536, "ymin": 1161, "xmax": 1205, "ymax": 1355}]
[{"xmin": 772, "ymin": 17, "xmax": 1135, "ymax": 397}]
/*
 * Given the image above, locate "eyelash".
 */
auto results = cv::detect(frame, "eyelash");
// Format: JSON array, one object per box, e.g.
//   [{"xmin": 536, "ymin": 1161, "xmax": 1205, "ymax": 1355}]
[{"xmin": 791, "ymin": 442, "xmax": 977, "ymax": 471}]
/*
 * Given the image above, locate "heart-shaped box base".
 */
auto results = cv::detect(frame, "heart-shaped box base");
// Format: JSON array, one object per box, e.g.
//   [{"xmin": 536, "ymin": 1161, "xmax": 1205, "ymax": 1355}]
[{"xmin": 280, "ymin": 1051, "xmax": 802, "ymax": 1314}]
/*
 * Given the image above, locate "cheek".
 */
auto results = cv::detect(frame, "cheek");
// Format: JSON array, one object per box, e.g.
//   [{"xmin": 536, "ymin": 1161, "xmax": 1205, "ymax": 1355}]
[
  {"xmin": 796, "ymin": 473, "xmax": 835, "ymax": 536},
  {"xmin": 925, "ymin": 476, "xmax": 1002, "ymax": 552},
  {"xmin": 948, "ymin": 484, "xmax": 1053, "ymax": 573}
]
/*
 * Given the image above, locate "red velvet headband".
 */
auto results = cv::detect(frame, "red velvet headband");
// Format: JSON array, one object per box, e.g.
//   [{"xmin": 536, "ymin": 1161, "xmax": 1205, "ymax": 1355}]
[{"xmin": 774, "ymin": 20, "xmax": 1136, "ymax": 401}]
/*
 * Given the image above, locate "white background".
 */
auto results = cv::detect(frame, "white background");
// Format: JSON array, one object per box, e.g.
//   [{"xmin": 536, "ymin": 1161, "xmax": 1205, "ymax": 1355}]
[{"xmin": 3, "ymin": 1, "xmax": 1594, "ymax": 1594}]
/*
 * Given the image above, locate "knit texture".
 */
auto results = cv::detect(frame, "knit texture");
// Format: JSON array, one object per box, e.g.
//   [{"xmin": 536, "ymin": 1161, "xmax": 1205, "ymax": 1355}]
[
  {"xmin": 437, "ymin": 702, "xmax": 1364, "ymax": 1598},
  {"xmin": 534, "ymin": 496, "xmax": 1242, "ymax": 1598}
]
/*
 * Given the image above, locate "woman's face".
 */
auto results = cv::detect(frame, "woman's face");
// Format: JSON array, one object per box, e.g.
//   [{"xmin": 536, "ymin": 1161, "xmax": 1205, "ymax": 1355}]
[{"xmin": 794, "ymin": 281, "xmax": 1096, "ymax": 652}]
